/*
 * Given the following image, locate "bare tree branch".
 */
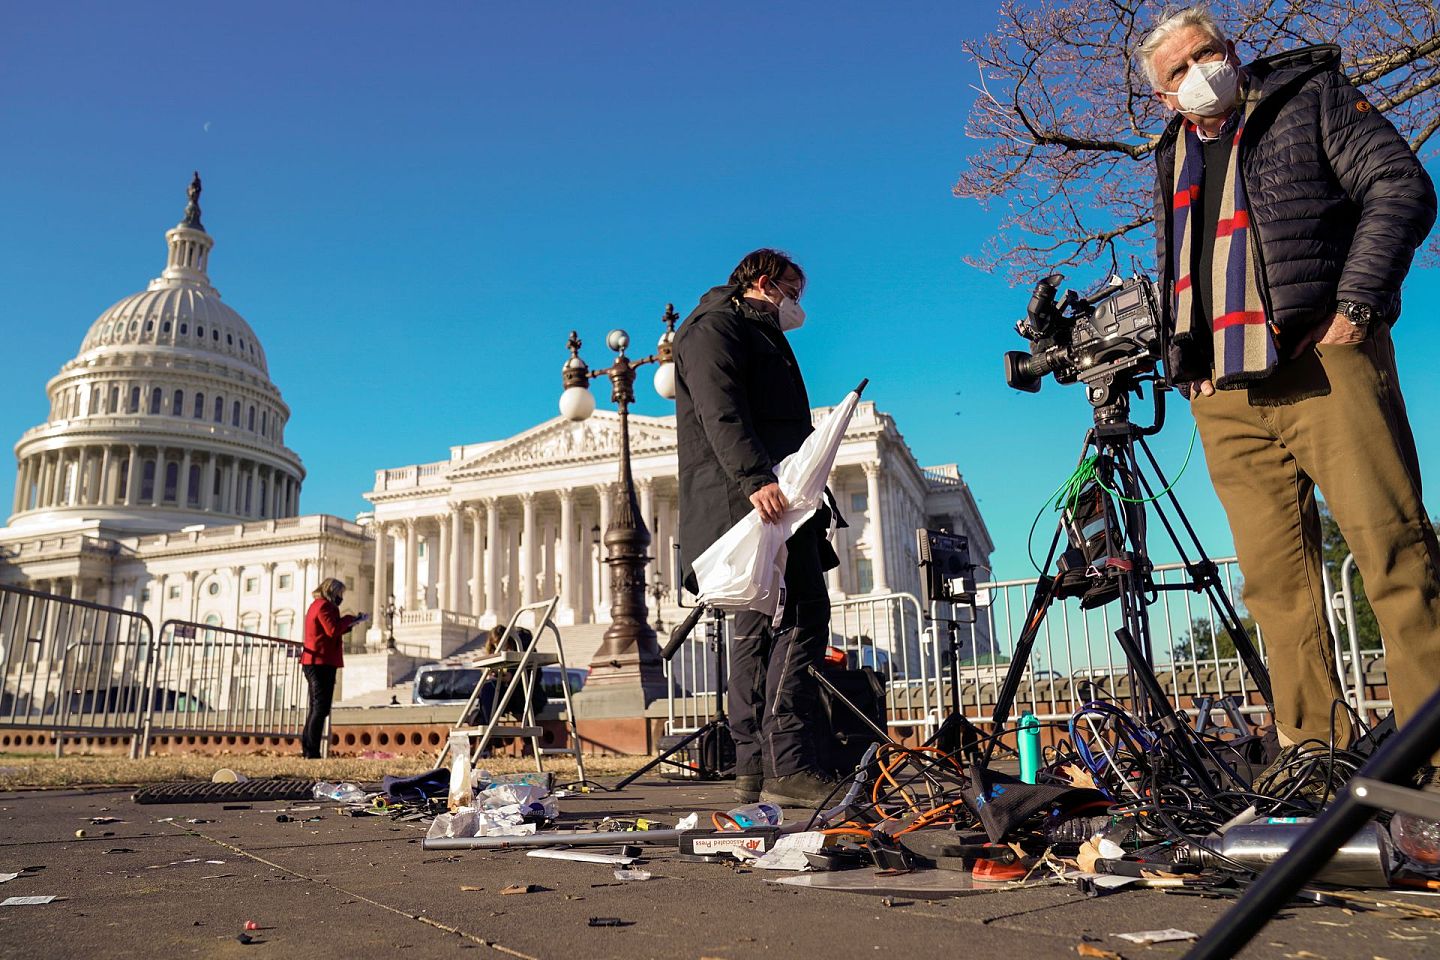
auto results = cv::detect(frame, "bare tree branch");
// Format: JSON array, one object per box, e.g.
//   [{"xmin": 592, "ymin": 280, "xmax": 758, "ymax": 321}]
[{"xmin": 956, "ymin": 0, "xmax": 1440, "ymax": 283}]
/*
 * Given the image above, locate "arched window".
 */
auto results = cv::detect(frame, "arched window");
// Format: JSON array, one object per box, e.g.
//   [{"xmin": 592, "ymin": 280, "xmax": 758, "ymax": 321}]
[
  {"xmin": 149, "ymin": 388, "xmax": 162, "ymax": 415},
  {"xmin": 193, "ymin": 392, "xmax": 205, "ymax": 418},
  {"xmin": 108, "ymin": 385, "xmax": 119, "ymax": 413},
  {"xmin": 247, "ymin": 406, "xmax": 256, "ymax": 431},
  {"xmin": 129, "ymin": 386, "xmax": 140, "ymax": 413},
  {"xmin": 172, "ymin": 389, "xmax": 184, "ymax": 416},
  {"xmin": 214, "ymin": 396, "xmax": 224, "ymax": 422},
  {"xmin": 163, "ymin": 461, "xmax": 179, "ymax": 502},
  {"xmin": 232, "ymin": 400, "xmax": 241, "ymax": 427},
  {"xmin": 187, "ymin": 464, "xmax": 202, "ymax": 506},
  {"xmin": 117, "ymin": 457, "xmax": 130, "ymax": 499},
  {"xmin": 140, "ymin": 460, "xmax": 156, "ymax": 500},
  {"xmin": 90, "ymin": 386, "xmax": 101, "ymax": 415},
  {"xmin": 260, "ymin": 411, "xmax": 267, "ymax": 436}
]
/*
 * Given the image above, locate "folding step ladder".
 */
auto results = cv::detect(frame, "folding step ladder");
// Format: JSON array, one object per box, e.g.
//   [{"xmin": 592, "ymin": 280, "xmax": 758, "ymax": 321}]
[{"xmin": 436, "ymin": 596, "xmax": 586, "ymax": 783}]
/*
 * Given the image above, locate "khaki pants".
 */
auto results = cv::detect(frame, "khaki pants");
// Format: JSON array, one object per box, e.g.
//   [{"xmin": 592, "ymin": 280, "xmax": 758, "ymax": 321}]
[{"xmin": 1192, "ymin": 326, "xmax": 1440, "ymax": 751}]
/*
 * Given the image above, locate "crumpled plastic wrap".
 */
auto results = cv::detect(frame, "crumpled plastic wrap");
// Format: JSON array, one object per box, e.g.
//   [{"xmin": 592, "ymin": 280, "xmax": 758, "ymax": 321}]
[{"xmin": 427, "ymin": 807, "xmax": 539, "ymax": 839}]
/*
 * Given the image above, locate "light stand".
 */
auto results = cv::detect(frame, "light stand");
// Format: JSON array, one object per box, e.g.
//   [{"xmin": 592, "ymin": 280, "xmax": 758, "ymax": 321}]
[{"xmin": 613, "ymin": 602, "xmax": 733, "ymax": 790}]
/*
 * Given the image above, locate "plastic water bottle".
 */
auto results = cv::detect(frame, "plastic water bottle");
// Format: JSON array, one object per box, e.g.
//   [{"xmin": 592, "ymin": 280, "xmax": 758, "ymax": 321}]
[
  {"xmin": 1018, "ymin": 712, "xmax": 1041, "ymax": 784},
  {"xmin": 1392, "ymin": 815, "xmax": 1440, "ymax": 869},
  {"xmin": 313, "ymin": 781, "xmax": 366, "ymax": 803},
  {"xmin": 725, "ymin": 802, "xmax": 782, "ymax": 828}
]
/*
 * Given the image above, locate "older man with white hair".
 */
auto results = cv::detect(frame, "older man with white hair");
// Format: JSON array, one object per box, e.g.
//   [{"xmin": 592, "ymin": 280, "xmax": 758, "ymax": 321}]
[{"xmin": 1141, "ymin": 5, "xmax": 1440, "ymax": 790}]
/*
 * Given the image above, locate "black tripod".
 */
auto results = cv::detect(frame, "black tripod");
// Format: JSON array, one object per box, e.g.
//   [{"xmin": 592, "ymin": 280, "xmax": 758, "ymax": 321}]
[
  {"xmin": 614, "ymin": 603, "xmax": 731, "ymax": 790},
  {"xmin": 984, "ymin": 380, "xmax": 1272, "ymax": 796}
]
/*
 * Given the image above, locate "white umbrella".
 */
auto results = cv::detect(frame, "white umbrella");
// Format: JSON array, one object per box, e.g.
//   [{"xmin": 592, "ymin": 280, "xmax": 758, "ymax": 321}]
[{"xmin": 690, "ymin": 379, "xmax": 868, "ymax": 621}]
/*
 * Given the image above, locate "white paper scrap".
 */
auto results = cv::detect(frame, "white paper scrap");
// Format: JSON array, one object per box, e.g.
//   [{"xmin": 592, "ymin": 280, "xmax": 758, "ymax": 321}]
[
  {"xmin": 752, "ymin": 831, "xmax": 827, "ymax": 871},
  {"xmin": 1114, "ymin": 929, "xmax": 1199, "ymax": 945},
  {"xmin": 675, "ymin": 813, "xmax": 700, "ymax": 830},
  {"xmin": 0, "ymin": 873, "xmax": 19, "ymax": 884},
  {"xmin": 3, "ymin": 896, "xmax": 56, "ymax": 906}
]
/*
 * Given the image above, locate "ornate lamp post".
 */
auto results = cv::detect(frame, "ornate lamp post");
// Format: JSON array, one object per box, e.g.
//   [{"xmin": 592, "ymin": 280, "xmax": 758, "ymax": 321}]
[
  {"xmin": 382, "ymin": 593, "xmax": 401, "ymax": 654},
  {"xmin": 559, "ymin": 306, "xmax": 677, "ymax": 699},
  {"xmin": 648, "ymin": 569, "xmax": 670, "ymax": 632}
]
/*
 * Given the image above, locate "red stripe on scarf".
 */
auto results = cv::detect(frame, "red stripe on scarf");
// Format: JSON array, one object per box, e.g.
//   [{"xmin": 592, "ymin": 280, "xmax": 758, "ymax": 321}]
[
  {"xmin": 1173, "ymin": 184, "xmax": 1201, "ymax": 208},
  {"xmin": 1213, "ymin": 310, "xmax": 1267, "ymax": 330},
  {"xmin": 1175, "ymin": 275, "xmax": 1192, "ymax": 293},
  {"xmin": 1215, "ymin": 209, "xmax": 1250, "ymax": 237}
]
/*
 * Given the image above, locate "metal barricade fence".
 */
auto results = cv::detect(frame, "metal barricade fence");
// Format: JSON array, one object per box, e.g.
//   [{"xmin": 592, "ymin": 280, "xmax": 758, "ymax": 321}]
[
  {"xmin": 960, "ymin": 558, "xmax": 1273, "ymax": 726},
  {"xmin": 663, "ymin": 593, "xmax": 933, "ymax": 736},
  {"xmin": 664, "ymin": 608, "xmax": 732, "ymax": 735},
  {"xmin": 144, "ymin": 619, "xmax": 308, "ymax": 751},
  {"xmin": 1324, "ymin": 554, "xmax": 1391, "ymax": 720},
  {"xmin": 0, "ymin": 583, "xmax": 157, "ymax": 757}
]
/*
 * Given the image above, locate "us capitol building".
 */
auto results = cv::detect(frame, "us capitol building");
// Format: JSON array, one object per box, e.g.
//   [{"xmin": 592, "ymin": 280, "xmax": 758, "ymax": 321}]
[{"xmin": 0, "ymin": 176, "xmax": 992, "ymax": 701}]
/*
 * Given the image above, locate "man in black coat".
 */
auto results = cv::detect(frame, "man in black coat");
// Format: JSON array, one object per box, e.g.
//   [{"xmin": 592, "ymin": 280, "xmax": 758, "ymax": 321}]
[
  {"xmin": 1141, "ymin": 6, "xmax": 1440, "ymax": 786},
  {"xmin": 673, "ymin": 248, "xmax": 840, "ymax": 807}
]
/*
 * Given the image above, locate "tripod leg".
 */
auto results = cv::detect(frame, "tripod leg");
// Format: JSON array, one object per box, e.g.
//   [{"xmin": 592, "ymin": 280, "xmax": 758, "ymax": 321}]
[
  {"xmin": 613, "ymin": 721, "xmax": 722, "ymax": 791},
  {"xmin": 1134, "ymin": 437, "xmax": 1273, "ymax": 704},
  {"xmin": 985, "ymin": 570, "xmax": 1063, "ymax": 766}
]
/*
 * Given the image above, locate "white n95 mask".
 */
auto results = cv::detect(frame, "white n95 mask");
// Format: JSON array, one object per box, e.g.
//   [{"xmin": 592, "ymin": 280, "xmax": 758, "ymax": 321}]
[{"xmin": 1167, "ymin": 59, "xmax": 1239, "ymax": 117}]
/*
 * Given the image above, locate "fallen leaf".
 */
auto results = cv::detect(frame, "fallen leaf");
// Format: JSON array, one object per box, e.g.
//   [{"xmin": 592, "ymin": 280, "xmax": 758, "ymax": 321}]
[
  {"xmin": 1061, "ymin": 763, "xmax": 1098, "ymax": 790},
  {"xmin": 460, "ymin": 886, "xmax": 485, "ymax": 892},
  {"xmin": 500, "ymin": 884, "xmax": 541, "ymax": 895},
  {"xmin": 1076, "ymin": 946, "xmax": 1124, "ymax": 960}
]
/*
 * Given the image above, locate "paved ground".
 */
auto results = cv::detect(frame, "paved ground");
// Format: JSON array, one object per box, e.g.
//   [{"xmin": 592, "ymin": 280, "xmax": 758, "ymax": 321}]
[{"xmin": 2, "ymin": 777, "xmax": 1438, "ymax": 960}]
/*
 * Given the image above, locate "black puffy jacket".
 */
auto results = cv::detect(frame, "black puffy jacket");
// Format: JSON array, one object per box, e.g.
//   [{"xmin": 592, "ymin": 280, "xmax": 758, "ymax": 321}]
[
  {"xmin": 672, "ymin": 284, "xmax": 816, "ymax": 587},
  {"xmin": 1154, "ymin": 44, "xmax": 1436, "ymax": 378}
]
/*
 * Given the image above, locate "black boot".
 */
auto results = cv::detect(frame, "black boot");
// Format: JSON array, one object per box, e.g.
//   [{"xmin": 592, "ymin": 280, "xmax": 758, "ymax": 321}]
[
  {"xmin": 734, "ymin": 774, "xmax": 762, "ymax": 804},
  {"xmin": 761, "ymin": 769, "xmax": 839, "ymax": 808}
]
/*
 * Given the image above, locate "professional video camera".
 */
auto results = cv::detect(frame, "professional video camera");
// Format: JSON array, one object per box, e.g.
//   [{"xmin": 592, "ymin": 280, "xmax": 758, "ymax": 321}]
[{"xmin": 1003, "ymin": 271, "xmax": 1165, "ymax": 395}]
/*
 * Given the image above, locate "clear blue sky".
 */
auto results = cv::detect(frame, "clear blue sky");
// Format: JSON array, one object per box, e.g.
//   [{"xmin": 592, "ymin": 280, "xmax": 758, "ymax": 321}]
[{"xmin": 3, "ymin": 0, "xmax": 1437, "ymax": 577}]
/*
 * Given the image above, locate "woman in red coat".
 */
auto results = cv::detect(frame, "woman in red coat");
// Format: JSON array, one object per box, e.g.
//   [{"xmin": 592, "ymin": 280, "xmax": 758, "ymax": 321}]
[{"xmin": 301, "ymin": 578, "xmax": 366, "ymax": 759}]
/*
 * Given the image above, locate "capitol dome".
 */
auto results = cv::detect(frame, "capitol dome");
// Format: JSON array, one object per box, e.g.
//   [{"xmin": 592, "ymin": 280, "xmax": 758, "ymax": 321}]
[{"xmin": 9, "ymin": 174, "xmax": 305, "ymax": 532}]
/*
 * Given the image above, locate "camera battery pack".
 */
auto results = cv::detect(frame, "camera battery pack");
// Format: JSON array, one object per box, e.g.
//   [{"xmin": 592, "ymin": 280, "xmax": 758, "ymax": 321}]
[{"xmin": 678, "ymin": 827, "xmax": 782, "ymax": 859}]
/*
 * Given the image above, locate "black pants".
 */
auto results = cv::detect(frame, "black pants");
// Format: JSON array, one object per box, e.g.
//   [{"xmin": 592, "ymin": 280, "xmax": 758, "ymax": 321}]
[
  {"xmin": 728, "ymin": 519, "xmax": 831, "ymax": 780},
  {"xmin": 302, "ymin": 665, "xmax": 337, "ymax": 759}
]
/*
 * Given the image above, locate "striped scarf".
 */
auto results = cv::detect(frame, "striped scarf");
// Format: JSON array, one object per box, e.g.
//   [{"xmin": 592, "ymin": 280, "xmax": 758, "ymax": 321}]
[{"xmin": 1170, "ymin": 95, "xmax": 1278, "ymax": 388}]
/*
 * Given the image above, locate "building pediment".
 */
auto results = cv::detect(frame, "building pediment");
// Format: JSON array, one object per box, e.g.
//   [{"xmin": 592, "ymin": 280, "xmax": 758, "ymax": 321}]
[{"xmin": 449, "ymin": 412, "xmax": 677, "ymax": 478}]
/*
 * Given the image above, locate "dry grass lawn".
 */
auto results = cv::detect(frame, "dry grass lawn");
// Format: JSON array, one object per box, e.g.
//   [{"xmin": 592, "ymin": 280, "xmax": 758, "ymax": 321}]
[{"xmin": 0, "ymin": 752, "xmax": 653, "ymax": 790}]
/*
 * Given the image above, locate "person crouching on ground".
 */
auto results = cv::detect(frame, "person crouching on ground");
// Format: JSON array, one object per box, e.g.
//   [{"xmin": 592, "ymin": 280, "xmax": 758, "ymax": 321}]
[{"xmin": 300, "ymin": 578, "xmax": 367, "ymax": 759}]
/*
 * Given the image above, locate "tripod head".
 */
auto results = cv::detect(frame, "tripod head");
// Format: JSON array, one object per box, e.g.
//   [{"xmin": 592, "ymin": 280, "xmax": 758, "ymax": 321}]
[{"xmin": 1085, "ymin": 370, "xmax": 1167, "ymax": 442}]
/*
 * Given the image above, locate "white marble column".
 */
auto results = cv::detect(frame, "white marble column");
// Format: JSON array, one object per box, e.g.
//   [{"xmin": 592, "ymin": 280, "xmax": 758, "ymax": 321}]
[
  {"xmin": 447, "ymin": 505, "xmax": 463, "ymax": 612},
  {"xmin": 248, "ymin": 462, "xmax": 259, "ymax": 516},
  {"xmin": 124, "ymin": 445, "xmax": 140, "ymax": 506},
  {"xmin": 371, "ymin": 522, "xmax": 388, "ymax": 633},
  {"xmin": 262, "ymin": 562, "xmax": 277, "ymax": 634},
  {"xmin": 556, "ymin": 487, "xmax": 575, "ymax": 623},
  {"xmin": 404, "ymin": 519, "xmax": 419, "ymax": 609},
  {"xmin": 638, "ymin": 477, "xmax": 655, "ymax": 538},
  {"xmin": 595, "ymin": 483, "xmax": 613, "ymax": 617},
  {"xmin": 179, "ymin": 450, "xmax": 193, "ymax": 508},
  {"xmin": 73, "ymin": 448, "xmax": 90, "ymax": 505},
  {"xmin": 469, "ymin": 505, "xmax": 484, "ymax": 618},
  {"xmin": 150, "ymin": 451, "xmax": 164, "ymax": 507},
  {"xmin": 97, "ymin": 446, "xmax": 113, "ymax": 506},
  {"xmin": 518, "ymin": 492, "xmax": 536, "ymax": 607},
  {"xmin": 483, "ymin": 499, "xmax": 500, "ymax": 623},
  {"xmin": 51, "ymin": 452, "xmax": 67, "ymax": 506},
  {"xmin": 433, "ymin": 516, "xmax": 449, "ymax": 610},
  {"xmin": 864, "ymin": 462, "xmax": 889, "ymax": 592}
]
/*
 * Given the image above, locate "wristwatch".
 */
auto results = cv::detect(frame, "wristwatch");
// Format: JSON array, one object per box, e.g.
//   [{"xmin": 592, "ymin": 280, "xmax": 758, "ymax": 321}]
[{"xmin": 1336, "ymin": 300, "xmax": 1375, "ymax": 326}]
